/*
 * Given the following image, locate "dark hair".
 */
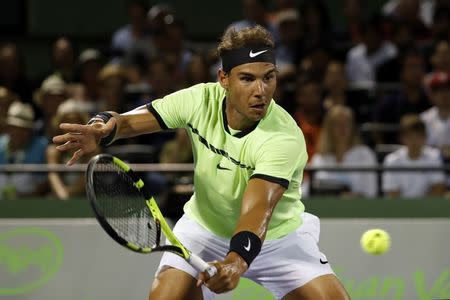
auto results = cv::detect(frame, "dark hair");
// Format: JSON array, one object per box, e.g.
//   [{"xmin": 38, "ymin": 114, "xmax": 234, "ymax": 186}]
[{"xmin": 217, "ymin": 25, "xmax": 274, "ymax": 57}]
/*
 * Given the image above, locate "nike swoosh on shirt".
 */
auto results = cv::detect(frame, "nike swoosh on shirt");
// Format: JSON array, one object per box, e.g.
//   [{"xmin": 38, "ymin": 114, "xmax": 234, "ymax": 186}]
[
  {"xmin": 244, "ymin": 238, "xmax": 251, "ymax": 251},
  {"xmin": 249, "ymin": 49, "xmax": 268, "ymax": 58},
  {"xmin": 217, "ymin": 163, "xmax": 231, "ymax": 171}
]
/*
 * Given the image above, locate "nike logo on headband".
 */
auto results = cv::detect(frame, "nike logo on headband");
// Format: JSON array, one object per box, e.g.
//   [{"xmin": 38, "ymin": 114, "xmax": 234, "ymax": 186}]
[{"xmin": 249, "ymin": 49, "xmax": 268, "ymax": 58}]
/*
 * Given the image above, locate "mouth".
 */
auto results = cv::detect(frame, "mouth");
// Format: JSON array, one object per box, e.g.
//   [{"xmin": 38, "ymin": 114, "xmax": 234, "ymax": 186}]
[{"xmin": 250, "ymin": 103, "xmax": 266, "ymax": 111}]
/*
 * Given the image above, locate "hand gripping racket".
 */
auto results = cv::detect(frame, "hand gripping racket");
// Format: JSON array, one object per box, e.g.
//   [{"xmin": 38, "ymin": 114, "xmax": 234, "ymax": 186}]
[{"xmin": 86, "ymin": 154, "xmax": 217, "ymax": 278}]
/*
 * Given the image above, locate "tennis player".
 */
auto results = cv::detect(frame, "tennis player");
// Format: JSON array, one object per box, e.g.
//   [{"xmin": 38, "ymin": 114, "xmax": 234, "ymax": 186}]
[{"xmin": 53, "ymin": 26, "xmax": 350, "ymax": 300}]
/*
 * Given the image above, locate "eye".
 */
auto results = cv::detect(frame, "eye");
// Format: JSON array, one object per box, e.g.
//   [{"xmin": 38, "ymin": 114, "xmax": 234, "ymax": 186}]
[
  {"xmin": 264, "ymin": 73, "xmax": 275, "ymax": 82},
  {"xmin": 240, "ymin": 76, "xmax": 253, "ymax": 82}
]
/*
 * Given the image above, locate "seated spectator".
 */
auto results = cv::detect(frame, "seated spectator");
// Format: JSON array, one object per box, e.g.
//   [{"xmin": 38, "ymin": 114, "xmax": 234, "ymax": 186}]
[
  {"xmin": 310, "ymin": 105, "xmax": 378, "ymax": 197},
  {"xmin": 424, "ymin": 40, "xmax": 450, "ymax": 85},
  {"xmin": 227, "ymin": 0, "xmax": 279, "ymax": 43},
  {"xmin": 383, "ymin": 0, "xmax": 430, "ymax": 42},
  {"xmin": 383, "ymin": 114, "xmax": 446, "ymax": 198},
  {"xmin": 374, "ymin": 48, "xmax": 431, "ymax": 143},
  {"xmin": 346, "ymin": 14, "xmax": 398, "ymax": 88},
  {"xmin": 0, "ymin": 43, "xmax": 33, "ymax": 103},
  {"xmin": 37, "ymin": 37, "xmax": 77, "ymax": 85},
  {"xmin": 0, "ymin": 102, "xmax": 48, "ymax": 199},
  {"xmin": 322, "ymin": 61, "xmax": 348, "ymax": 110},
  {"xmin": 110, "ymin": 1, "xmax": 150, "ymax": 63},
  {"xmin": 421, "ymin": 71, "xmax": 450, "ymax": 189},
  {"xmin": 183, "ymin": 54, "xmax": 211, "ymax": 87},
  {"xmin": 97, "ymin": 64, "xmax": 127, "ymax": 112},
  {"xmin": 46, "ymin": 100, "xmax": 91, "ymax": 200},
  {"xmin": 73, "ymin": 48, "xmax": 104, "ymax": 108},
  {"xmin": 299, "ymin": 0, "xmax": 332, "ymax": 51},
  {"xmin": 293, "ymin": 76, "xmax": 323, "ymax": 161},
  {"xmin": 34, "ymin": 74, "xmax": 68, "ymax": 138},
  {"xmin": 275, "ymin": 9, "xmax": 303, "ymax": 81},
  {"xmin": 0, "ymin": 87, "xmax": 18, "ymax": 135}
]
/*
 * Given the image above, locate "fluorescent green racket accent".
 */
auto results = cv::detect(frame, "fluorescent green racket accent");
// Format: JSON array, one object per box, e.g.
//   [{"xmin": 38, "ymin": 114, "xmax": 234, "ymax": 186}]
[
  {"xmin": 146, "ymin": 198, "xmax": 190, "ymax": 259},
  {"xmin": 127, "ymin": 242, "xmax": 140, "ymax": 251},
  {"xmin": 135, "ymin": 179, "xmax": 144, "ymax": 189},
  {"xmin": 113, "ymin": 156, "xmax": 130, "ymax": 172}
]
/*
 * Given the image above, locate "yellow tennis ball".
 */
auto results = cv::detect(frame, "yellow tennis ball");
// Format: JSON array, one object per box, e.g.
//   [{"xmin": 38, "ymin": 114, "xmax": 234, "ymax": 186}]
[{"xmin": 360, "ymin": 229, "xmax": 391, "ymax": 255}]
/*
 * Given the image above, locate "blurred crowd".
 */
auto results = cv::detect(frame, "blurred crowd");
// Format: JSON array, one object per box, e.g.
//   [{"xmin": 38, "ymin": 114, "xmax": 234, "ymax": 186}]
[{"xmin": 0, "ymin": 0, "xmax": 449, "ymax": 203}]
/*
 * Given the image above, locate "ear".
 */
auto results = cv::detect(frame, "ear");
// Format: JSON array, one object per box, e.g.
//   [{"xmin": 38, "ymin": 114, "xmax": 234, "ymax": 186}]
[{"xmin": 218, "ymin": 69, "xmax": 229, "ymax": 90}]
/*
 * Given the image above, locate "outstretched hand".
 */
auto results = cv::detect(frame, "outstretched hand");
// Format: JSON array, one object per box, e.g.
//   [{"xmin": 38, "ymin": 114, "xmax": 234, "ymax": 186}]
[
  {"xmin": 197, "ymin": 252, "xmax": 248, "ymax": 294},
  {"xmin": 52, "ymin": 118, "xmax": 116, "ymax": 165}
]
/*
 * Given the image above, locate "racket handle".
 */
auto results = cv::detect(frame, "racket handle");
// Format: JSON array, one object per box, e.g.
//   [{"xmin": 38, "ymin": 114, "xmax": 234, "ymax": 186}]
[{"xmin": 189, "ymin": 252, "xmax": 218, "ymax": 278}]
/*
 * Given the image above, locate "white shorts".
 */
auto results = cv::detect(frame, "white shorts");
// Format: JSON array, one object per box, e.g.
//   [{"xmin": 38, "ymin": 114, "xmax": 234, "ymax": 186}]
[{"xmin": 155, "ymin": 212, "xmax": 334, "ymax": 300}]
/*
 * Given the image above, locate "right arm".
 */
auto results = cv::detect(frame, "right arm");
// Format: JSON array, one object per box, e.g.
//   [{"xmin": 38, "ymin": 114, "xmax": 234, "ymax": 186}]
[{"xmin": 53, "ymin": 105, "xmax": 162, "ymax": 165}]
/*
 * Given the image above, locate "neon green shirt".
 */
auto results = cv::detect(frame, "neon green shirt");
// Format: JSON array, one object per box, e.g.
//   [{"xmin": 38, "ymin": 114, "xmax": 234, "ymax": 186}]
[{"xmin": 148, "ymin": 82, "xmax": 307, "ymax": 240}]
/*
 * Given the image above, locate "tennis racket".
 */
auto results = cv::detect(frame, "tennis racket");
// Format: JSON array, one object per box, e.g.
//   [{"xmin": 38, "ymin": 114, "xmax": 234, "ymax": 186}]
[{"xmin": 86, "ymin": 153, "xmax": 217, "ymax": 278}]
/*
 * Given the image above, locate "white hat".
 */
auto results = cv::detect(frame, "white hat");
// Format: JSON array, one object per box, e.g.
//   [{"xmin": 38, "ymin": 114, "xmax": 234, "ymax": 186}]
[
  {"xmin": 41, "ymin": 74, "xmax": 66, "ymax": 95},
  {"xmin": 79, "ymin": 48, "xmax": 102, "ymax": 65},
  {"xmin": 6, "ymin": 101, "xmax": 35, "ymax": 129}
]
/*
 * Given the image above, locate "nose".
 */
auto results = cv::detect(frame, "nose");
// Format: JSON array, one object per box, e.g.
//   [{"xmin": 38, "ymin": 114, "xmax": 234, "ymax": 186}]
[{"xmin": 254, "ymin": 80, "xmax": 266, "ymax": 98}]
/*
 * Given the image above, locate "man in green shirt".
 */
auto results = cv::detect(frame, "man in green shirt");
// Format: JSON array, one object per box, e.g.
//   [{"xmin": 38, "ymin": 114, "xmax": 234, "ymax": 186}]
[{"xmin": 54, "ymin": 26, "xmax": 349, "ymax": 300}]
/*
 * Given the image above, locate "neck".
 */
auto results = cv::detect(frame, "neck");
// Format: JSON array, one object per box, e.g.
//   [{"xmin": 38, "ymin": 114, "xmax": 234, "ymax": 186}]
[
  {"xmin": 225, "ymin": 98, "xmax": 256, "ymax": 131},
  {"xmin": 408, "ymin": 147, "xmax": 422, "ymax": 160},
  {"xmin": 335, "ymin": 142, "xmax": 349, "ymax": 162}
]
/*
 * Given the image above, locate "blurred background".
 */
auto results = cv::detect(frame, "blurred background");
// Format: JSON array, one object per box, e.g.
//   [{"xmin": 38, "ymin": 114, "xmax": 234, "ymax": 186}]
[{"xmin": 0, "ymin": 0, "xmax": 449, "ymax": 299}]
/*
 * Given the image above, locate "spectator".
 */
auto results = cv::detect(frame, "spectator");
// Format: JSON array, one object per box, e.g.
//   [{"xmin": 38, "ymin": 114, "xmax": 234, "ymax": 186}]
[
  {"xmin": 346, "ymin": 14, "xmax": 398, "ymax": 88},
  {"xmin": 37, "ymin": 37, "xmax": 77, "ymax": 86},
  {"xmin": 275, "ymin": 9, "xmax": 303, "ymax": 81},
  {"xmin": 184, "ymin": 54, "xmax": 211, "ymax": 87},
  {"xmin": 0, "ymin": 43, "xmax": 33, "ymax": 102},
  {"xmin": 426, "ymin": 40, "xmax": 450, "ymax": 81},
  {"xmin": 46, "ymin": 100, "xmax": 91, "ymax": 200},
  {"xmin": 293, "ymin": 76, "xmax": 323, "ymax": 161},
  {"xmin": 384, "ymin": 0, "xmax": 431, "ymax": 41},
  {"xmin": 322, "ymin": 61, "xmax": 348, "ymax": 111},
  {"xmin": 299, "ymin": 43, "xmax": 332, "ymax": 82},
  {"xmin": 383, "ymin": 114, "xmax": 445, "ymax": 198},
  {"xmin": 111, "ymin": 1, "xmax": 150, "ymax": 63},
  {"xmin": 0, "ymin": 102, "xmax": 48, "ymax": 199},
  {"xmin": 299, "ymin": 0, "xmax": 332, "ymax": 50},
  {"xmin": 228, "ymin": 0, "xmax": 279, "ymax": 42},
  {"xmin": 161, "ymin": 16, "xmax": 193, "ymax": 84},
  {"xmin": 374, "ymin": 48, "xmax": 431, "ymax": 143},
  {"xmin": 72, "ymin": 48, "xmax": 104, "ymax": 112},
  {"xmin": 382, "ymin": 0, "xmax": 436, "ymax": 27},
  {"xmin": 421, "ymin": 71, "xmax": 450, "ymax": 188},
  {"xmin": 310, "ymin": 105, "xmax": 378, "ymax": 197},
  {"xmin": 34, "ymin": 74, "xmax": 68, "ymax": 138},
  {"xmin": 0, "ymin": 87, "xmax": 18, "ymax": 135},
  {"xmin": 97, "ymin": 64, "xmax": 127, "ymax": 112}
]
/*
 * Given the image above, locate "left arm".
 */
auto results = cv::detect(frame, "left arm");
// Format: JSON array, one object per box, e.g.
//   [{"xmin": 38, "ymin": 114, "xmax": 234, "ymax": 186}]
[{"xmin": 198, "ymin": 178, "xmax": 285, "ymax": 293}]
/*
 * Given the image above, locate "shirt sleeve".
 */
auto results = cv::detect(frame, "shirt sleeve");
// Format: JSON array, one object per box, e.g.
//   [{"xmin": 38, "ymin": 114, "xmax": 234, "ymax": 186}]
[
  {"xmin": 251, "ymin": 135, "xmax": 307, "ymax": 189},
  {"xmin": 147, "ymin": 84, "xmax": 205, "ymax": 129}
]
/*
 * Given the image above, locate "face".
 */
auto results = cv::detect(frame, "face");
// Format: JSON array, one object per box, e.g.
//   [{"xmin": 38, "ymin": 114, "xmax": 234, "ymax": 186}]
[
  {"xmin": 296, "ymin": 82, "xmax": 321, "ymax": 109},
  {"xmin": 401, "ymin": 55, "xmax": 424, "ymax": 86},
  {"xmin": 401, "ymin": 131, "xmax": 425, "ymax": 151},
  {"xmin": 219, "ymin": 62, "xmax": 276, "ymax": 125},
  {"xmin": 6, "ymin": 125, "xmax": 33, "ymax": 149},
  {"xmin": 433, "ymin": 41, "xmax": 450, "ymax": 71},
  {"xmin": 430, "ymin": 88, "xmax": 450, "ymax": 110},
  {"xmin": 324, "ymin": 62, "xmax": 347, "ymax": 91},
  {"xmin": 330, "ymin": 112, "xmax": 353, "ymax": 144}
]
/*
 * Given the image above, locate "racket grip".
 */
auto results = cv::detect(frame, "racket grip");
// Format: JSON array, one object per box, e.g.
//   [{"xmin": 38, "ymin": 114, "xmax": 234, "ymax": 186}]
[{"xmin": 189, "ymin": 252, "xmax": 218, "ymax": 278}]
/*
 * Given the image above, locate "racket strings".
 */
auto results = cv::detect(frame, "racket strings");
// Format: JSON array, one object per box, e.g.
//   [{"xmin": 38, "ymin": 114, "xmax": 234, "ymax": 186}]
[{"xmin": 93, "ymin": 161, "xmax": 159, "ymax": 249}]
